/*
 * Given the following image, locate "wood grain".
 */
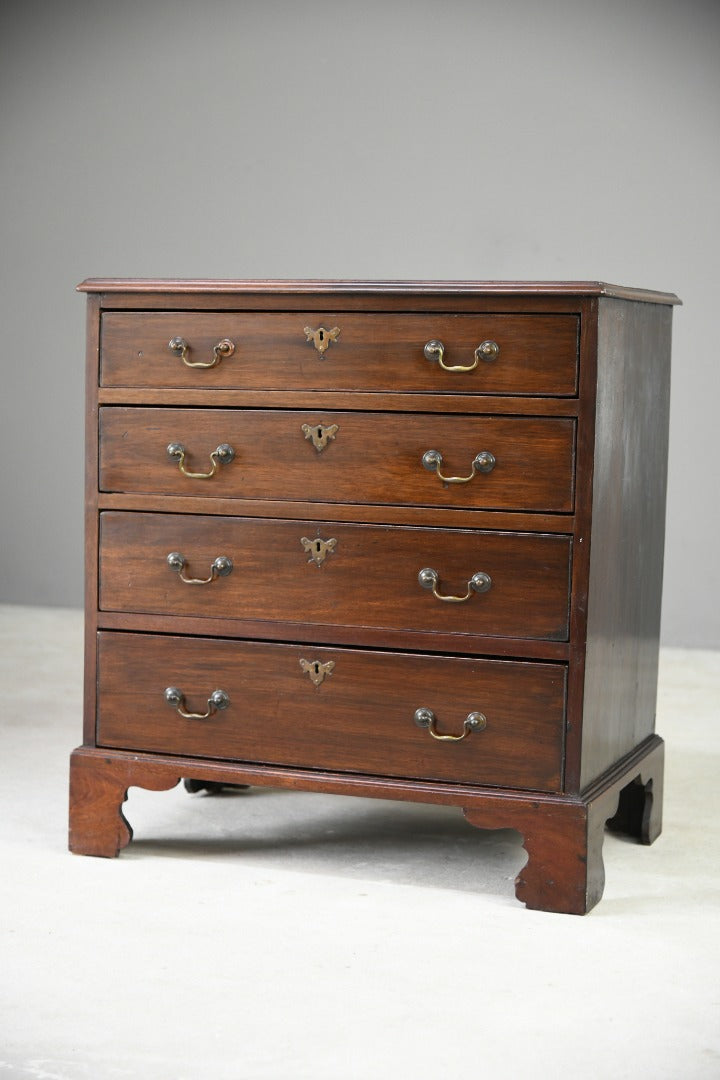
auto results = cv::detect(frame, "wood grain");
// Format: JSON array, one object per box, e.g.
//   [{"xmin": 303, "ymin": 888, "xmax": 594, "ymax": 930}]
[
  {"xmin": 69, "ymin": 749, "xmax": 180, "ymax": 857},
  {"xmin": 74, "ymin": 278, "xmax": 674, "ymax": 912},
  {"xmin": 100, "ymin": 312, "xmax": 579, "ymax": 395},
  {"xmin": 78, "ymin": 278, "xmax": 681, "ymax": 305},
  {"xmin": 562, "ymin": 297, "xmax": 598, "ymax": 791},
  {"xmin": 95, "ymin": 610, "xmax": 572, "ymax": 662},
  {"xmin": 97, "ymin": 491, "xmax": 573, "ymax": 536},
  {"xmin": 465, "ymin": 737, "xmax": 664, "ymax": 914},
  {"xmin": 579, "ymin": 299, "xmax": 673, "ymax": 788},
  {"xmin": 99, "ymin": 407, "xmax": 576, "ymax": 513},
  {"xmin": 83, "ymin": 296, "xmax": 101, "ymax": 744},
  {"xmin": 69, "ymin": 736, "xmax": 664, "ymax": 913},
  {"xmin": 91, "ymin": 293, "xmax": 588, "ymax": 315},
  {"xmin": 96, "ymin": 632, "xmax": 567, "ymax": 792},
  {"xmin": 97, "ymin": 387, "xmax": 580, "ymax": 416},
  {"xmin": 98, "ymin": 511, "xmax": 572, "ymax": 642}
]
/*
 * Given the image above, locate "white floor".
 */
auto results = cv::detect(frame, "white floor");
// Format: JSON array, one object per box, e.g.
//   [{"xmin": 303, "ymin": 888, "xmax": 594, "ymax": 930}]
[{"xmin": 1, "ymin": 605, "xmax": 719, "ymax": 1080}]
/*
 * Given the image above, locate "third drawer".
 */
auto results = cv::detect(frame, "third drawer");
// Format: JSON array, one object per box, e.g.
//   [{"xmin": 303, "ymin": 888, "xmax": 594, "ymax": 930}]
[{"xmin": 99, "ymin": 512, "xmax": 572, "ymax": 641}]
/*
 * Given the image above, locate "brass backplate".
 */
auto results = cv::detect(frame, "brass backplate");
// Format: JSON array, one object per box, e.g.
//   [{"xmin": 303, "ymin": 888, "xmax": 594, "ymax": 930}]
[
  {"xmin": 299, "ymin": 658, "xmax": 335, "ymax": 687},
  {"xmin": 301, "ymin": 422, "xmax": 339, "ymax": 452},
  {"xmin": 300, "ymin": 536, "xmax": 337, "ymax": 567},
  {"xmin": 304, "ymin": 325, "xmax": 341, "ymax": 355}
]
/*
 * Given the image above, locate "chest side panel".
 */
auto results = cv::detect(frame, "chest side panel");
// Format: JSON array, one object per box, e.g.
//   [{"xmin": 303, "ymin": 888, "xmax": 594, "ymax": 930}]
[{"xmin": 580, "ymin": 298, "xmax": 672, "ymax": 789}]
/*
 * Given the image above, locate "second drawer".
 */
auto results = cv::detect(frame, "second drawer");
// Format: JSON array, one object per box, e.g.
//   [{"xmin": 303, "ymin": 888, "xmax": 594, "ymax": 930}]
[
  {"xmin": 99, "ymin": 512, "xmax": 572, "ymax": 641},
  {"xmin": 99, "ymin": 407, "xmax": 576, "ymax": 513}
]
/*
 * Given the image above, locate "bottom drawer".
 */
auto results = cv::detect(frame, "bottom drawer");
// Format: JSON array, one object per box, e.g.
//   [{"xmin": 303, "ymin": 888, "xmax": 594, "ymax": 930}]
[{"xmin": 96, "ymin": 632, "xmax": 567, "ymax": 792}]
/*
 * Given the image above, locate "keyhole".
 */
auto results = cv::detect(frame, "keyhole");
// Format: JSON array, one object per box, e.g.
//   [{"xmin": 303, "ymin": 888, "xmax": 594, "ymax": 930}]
[
  {"xmin": 318, "ymin": 330, "xmax": 325, "ymax": 342},
  {"xmin": 312, "ymin": 663, "xmax": 321, "ymax": 676}
]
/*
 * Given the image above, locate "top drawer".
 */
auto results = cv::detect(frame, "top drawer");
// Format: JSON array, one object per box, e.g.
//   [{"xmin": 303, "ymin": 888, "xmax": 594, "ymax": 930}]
[{"xmin": 100, "ymin": 312, "xmax": 579, "ymax": 396}]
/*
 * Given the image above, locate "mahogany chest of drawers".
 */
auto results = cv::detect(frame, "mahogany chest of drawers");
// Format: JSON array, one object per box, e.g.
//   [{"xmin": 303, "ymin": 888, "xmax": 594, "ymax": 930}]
[{"xmin": 69, "ymin": 279, "xmax": 679, "ymax": 914}]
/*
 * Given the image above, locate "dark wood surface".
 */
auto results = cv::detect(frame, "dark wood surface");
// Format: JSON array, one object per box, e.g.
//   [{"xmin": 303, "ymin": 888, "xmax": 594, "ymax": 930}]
[
  {"xmin": 90, "ymin": 293, "xmax": 592, "ymax": 315},
  {"xmin": 99, "ymin": 406, "xmax": 576, "ymax": 513},
  {"xmin": 466, "ymin": 737, "xmax": 664, "ymax": 914},
  {"xmin": 100, "ymin": 311, "xmax": 579, "ymax": 395},
  {"xmin": 79, "ymin": 278, "xmax": 681, "ymax": 305},
  {"xmin": 71, "ymin": 278, "xmax": 674, "ymax": 913},
  {"xmin": 579, "ymin": 299, "xmax": 673, "ymax": 789},
  {"xmin": 98, "ymin": 511, "xmax": 572, "ymax": 642},
  {"xmin": 97, "ymin": 387, "xmax": 580, "ymax": 416},
  {"xmin": 97, "ymin": 491, "xmax": 573, "ymax": 535},
  {"xmin": 69, "ymin": 736, "xmax": 664, "ymax": 913},
  {"xmin": 83, "ymin": 295, "xmax": 101, "ymax": 745},
  {"xmin": 69, "ymin": 750, "xmax": 180, "ymax": 858},
  {"xmin": 96, "ymin": 631, "xmax": 567, "ymax": 791},
  {"xmin": 560, "ymin": 297, "xmax": 599, "ymax": 791},
  {"xmin": 96, "ymin": 611, "xmax": 572, "ymax": 662}
]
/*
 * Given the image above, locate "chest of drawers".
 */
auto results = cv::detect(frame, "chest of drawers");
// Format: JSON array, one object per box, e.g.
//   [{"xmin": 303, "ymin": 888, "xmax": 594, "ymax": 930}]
[{"xmin": 69, "ymin": 279, "xmax": 678, "ymax": 914}]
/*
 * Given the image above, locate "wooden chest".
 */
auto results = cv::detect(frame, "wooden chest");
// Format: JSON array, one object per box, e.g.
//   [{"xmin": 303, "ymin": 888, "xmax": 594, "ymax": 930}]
[{"xmin": 69, "ymin": 279, "xmax": 679, "ymax": 914}]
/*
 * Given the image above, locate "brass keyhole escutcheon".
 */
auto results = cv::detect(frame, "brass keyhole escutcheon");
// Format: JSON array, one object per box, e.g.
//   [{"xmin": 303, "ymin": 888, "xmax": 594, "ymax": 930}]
[
  {"xmin": 300, "ymin": 536, "xmax": 337, "ymax": 567},
  {"xmin": 302, "ymin": 423, "xmax": 339, "ymax": 452},
  {"xmin": 299, "ymin": 658, "xmax": 335, "ymax": 687},
  {"xmin": 304, "ymin": 325, "xmax": 341, "ymax": 355}
]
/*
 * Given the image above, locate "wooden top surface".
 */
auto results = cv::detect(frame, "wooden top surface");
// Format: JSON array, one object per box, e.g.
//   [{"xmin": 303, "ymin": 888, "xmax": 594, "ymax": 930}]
[{"xmin": 77, "ymin": 279, "xmax": 681, "ymax": 305}]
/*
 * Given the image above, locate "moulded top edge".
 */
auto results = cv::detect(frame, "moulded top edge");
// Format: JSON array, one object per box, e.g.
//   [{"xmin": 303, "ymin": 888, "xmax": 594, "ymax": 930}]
[{"xmin": 76, "ymin": 279, "xmax": 681, "ymax": 305}]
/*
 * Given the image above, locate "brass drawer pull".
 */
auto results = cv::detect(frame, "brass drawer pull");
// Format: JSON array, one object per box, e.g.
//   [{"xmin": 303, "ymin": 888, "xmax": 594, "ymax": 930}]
[
  {"xmin": 166, "ymin": 441, "xmax": 235, "ymax": 479},
  {"xmin": 414, "ymin": 707, "xmax": 487, "ymax": 741},
  {"xmin": 166, "ymin": 552, "xmax": 233, "ymax": 584},
  {"xmin": 422, "ymin": 449, "xmax": 496, "ymax": 484},
  {"xmin": 304, "ymin": 325, "xmax": 341, "ymax": 355},
  {"xmin": 418, "ymin": 567, "xmax": 492, "ymax": 602},
  {"xmin": 168, "ymin": 336, "xmax": 235, "ymax": 369},
  {"xmin": 164, "ymin": 686, "xmax": 230, "ymax": 720},
  {"xmin": 424, "ymin": 339, "xmax": 499, "ymax": 373}
]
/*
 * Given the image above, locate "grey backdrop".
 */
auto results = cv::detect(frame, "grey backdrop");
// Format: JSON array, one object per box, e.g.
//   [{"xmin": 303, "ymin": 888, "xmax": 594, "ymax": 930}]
[{"xmin": 1, "ymin": 0, "xmax": 718, "ymax": 647}]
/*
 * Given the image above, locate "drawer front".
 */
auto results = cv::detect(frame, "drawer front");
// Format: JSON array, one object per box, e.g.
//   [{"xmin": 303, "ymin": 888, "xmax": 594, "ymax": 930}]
[
  {"xmin": 100, "ymin": 312, "xmax": 579, "ymax": 396},
  {"xmin": 99, "ymin": 512, "xmax": 572, "ymax": 641},
  {"xmin": 99, "ymin": 407, "xmax": 576, "ymax": 513},
  {"xmin": 96, "ymin": 632, "xmax": 567, "ymax": 791}
]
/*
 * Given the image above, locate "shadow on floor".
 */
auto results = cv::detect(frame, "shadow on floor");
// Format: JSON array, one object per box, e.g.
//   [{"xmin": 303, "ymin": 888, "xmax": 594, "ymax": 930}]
[{"xmin": 125, "ymin": 784, "xmax": 528, "ymax": 897}]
